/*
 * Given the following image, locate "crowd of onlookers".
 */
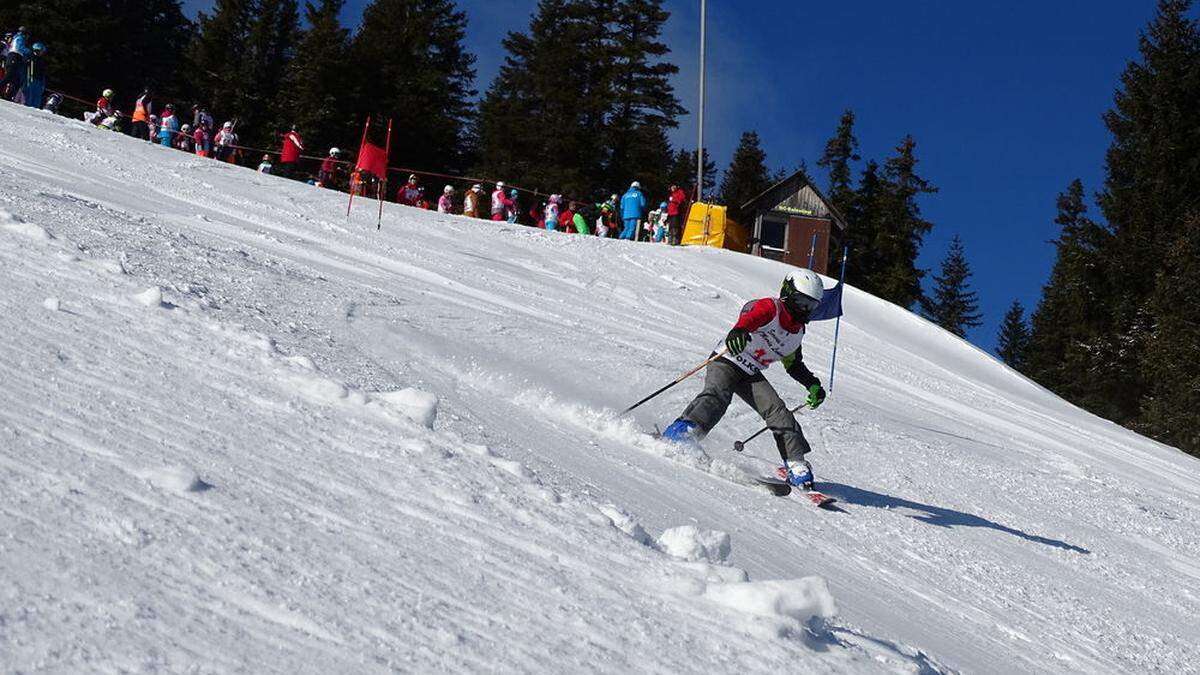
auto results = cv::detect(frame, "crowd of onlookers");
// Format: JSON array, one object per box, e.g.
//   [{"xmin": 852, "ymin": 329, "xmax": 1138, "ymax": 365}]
[
  {"xmin": 1, "ymin": 27, "xmax": 48, "ymax": 108},
  {"xmin": 4, "ymin": 25, "xmax": 694, "ymax": 244}
]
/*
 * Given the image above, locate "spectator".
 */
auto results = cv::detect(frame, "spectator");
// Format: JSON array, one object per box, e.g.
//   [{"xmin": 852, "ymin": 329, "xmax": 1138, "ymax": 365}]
[
  {"xmin": 620, "ymin": 181, "xmax": 646, "ymax": 241},
  {"xmin": 318, "ymin": 148, "xmax": 341, "ymax": 187},
  {"xmin": 43, "ymin": 91, "xmax": 63, "ymax": 114},
  {"xmin": 158, "ymin": 104, "xmax": 179, "ymax": 147},
  {"xmin": 559, "ymin": 200, "xmax": 576, "ymax": 233},
  {"xmin": 507, "ymin": 189, "xmax": 520, "ymax": 223},
  {"xmin": 438, "ymin": 185, "xmax": 455, "ymax": 213},
  {"xmin": 258, "ymin": 154, "xmax": 273, "ymax": 174},
  {"xmin": 21, "ymin": 42, "xmax": 46, "ymax": 108},
  {"xmin": 193, "ymin": 124, "xmax": 210, "ymax": 158},
  {"xmin": 130, "ymin": 89, "xmax": 153, "ymax": 140},
  {"xmin": 176, "ymin": 124, "xmax": 194, "ymax": 152},
  {"xmin": 279, "ymin": 125, "xmax": 303, "ymax": 178},
  {"xmin": 416, "ymin": 187, "xmax": 432, "ymax": 210},
  {"xmin": 529, "ymin": 200, "xmax": 545, "ymax": 228},
  {"xmin": 0, "ymin": 27, "xmax": 29, "ymax": 100},
  {"xmin": 667, "ymin": 183, "xmax": 688, "ymax": 245},
  {"xmin": 213, "ymin": 121, "xmax": 238, "ymax": 162},
  {"xmin": 545, "ymin": 194, "xmax": 561, "ymax": 231},
  {"xmin": 397, "ymin": 174, "xmax": 421, "ymax": 206},
  {"xmin": 595, "ymin": 201, "xmax": 613, "ymax": 237},
  {"xmin": 491, "ymin": 182, "xmax": 513, "ymax": 221},
  {"xmin": 88, "ymin": 88, "xmax": 114, "ymax": 126},
  {"xmin": 646, "ymin": 201, "xmax": 665, "ymax": 242},
  {"xmin": 192, "ymin": 105, "xmax": 214, "ymax": 134},
  {"xmin": 571, "ymin": 202, "xmax": 590, "ymax": 235},
  {"xmin": 463, "ymin": 184, "xmax": 483, "ymax": 217}
]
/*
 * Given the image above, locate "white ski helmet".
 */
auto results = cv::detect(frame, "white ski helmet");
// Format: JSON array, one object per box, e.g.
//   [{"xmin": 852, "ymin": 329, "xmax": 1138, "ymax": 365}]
[
  {"xmin": 631, "ymin": 181, "xmax": 641, "ymax": 189},
  {"xmin": 496, "ymin": 181, "xmax": 505, "ymax": 189},
  {"xmin": 443, "ymin": 185, "xmax": 454, "ymax": 193},
  {"xmin": 329, "ymin": 147, "xmax": 340, "ymax": 156},
  {"xmin": 781, "ymin": 268, "xmax": 824, "ymax": 317}
]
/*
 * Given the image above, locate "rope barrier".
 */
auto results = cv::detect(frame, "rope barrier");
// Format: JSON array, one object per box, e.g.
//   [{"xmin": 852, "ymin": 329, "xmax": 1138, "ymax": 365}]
[{"xmin": 41, "ymin": 83, "xmax": 615, "ymax": 208}]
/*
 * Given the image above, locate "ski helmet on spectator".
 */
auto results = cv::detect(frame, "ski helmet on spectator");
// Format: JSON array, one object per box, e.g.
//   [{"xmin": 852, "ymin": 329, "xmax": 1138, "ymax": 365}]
[
  {"xmin": 660, "ymin": 202, "xmax": 667, "ymax": 209},
  {"xmin": 780, "ymin": 269, "xmax": 824, "ymax": 320},
  {"xmin": 102, "ymin": 88, "xmax": 114, "ymax": 98},
  {"xmin": 408, "ymin": 174, "xmax": 418, "ymax": 182},
  {"xmin": 223, "ymin": 121, "xmax": 233, "ymax": 129},
  {"xmin": 329, "ymin": 147, "xmax": 340, "ymax": 156},
  {"xmin": 182, "ymin": 124, "xmax": 191, "ymax": 132},
  {"xmin": 165, "ymin": 103, "xmax": 174, "ymax": 111},
  {"xmin": 443, "ymin": 185, "xmax": 453, "ymax": 193},
  {"xmin": 496, "ymin": 181, "xmax": 505, "ymax": 188},
  {"xmin": 472, "ymin": 184, "xmax": 482, "ymax": 191},
  {"xmin": 631, "ymin": 181, "xmax": 641, "ymax": 189},
  {"xmin": 32, "ymin": 42, "xmax": 45, "ymax": 52}
]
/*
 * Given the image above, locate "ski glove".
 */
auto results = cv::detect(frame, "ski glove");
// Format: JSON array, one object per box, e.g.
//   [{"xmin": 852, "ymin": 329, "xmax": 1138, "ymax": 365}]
[
  {"xmin": 725, "ymin": 328, "xmax": 751, "ymax": 355},
  {"xmin": 806, "ymin": 383, "xmax": 827, "ymax": 409}
]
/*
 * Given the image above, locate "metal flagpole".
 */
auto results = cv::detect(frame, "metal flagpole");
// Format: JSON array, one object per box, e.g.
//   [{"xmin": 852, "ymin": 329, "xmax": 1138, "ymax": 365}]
[
  {"xmin": 828, "ymin": 246, "xmax": 849, "ymax": 392},
  {"xmin": 696, "ymin": 0, "xmax": 706, "ymax": 201}
]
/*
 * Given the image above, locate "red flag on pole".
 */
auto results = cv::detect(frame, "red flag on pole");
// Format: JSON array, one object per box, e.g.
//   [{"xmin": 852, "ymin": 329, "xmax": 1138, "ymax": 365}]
[{"xmin": 348, "ymin": 117, "xmax": 394, "ymax": 225}]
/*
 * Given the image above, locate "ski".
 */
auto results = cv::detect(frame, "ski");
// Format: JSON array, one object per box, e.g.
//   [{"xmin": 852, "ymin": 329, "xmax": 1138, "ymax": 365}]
[{"xmin": 753, "ymin": 476, "xmax": 838, "ymax": 508}]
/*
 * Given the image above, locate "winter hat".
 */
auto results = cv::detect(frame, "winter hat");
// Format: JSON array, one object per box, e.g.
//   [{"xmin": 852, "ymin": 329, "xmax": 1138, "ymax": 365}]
[
  {"xmin": 509, "ymin": 189, "xmax": 517, "ymax": 197},
  {"xmin": 472, "ymin": 184, "xmax": 482, "ymax": 191}
]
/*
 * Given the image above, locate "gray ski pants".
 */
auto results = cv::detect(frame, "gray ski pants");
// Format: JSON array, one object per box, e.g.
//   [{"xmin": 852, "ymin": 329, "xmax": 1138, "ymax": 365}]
[{"xmin": 681, "ymin": 357, "xmax": 812, "ymax": 461}]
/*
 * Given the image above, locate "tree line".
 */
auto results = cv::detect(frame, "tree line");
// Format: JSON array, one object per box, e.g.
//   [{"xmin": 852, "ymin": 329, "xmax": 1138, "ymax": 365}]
[{"xmin": 990, "ymin": 0, "xmax": 1199, "ymax": 457}]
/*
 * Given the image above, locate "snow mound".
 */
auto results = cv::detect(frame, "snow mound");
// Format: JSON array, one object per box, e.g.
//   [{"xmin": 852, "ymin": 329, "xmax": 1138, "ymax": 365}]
[
  {"xmin": 657, "ymin": 525, "xmax": 732, "ymax": 563},
  {"xmin": 0, "ymin": 209, "xmax": 52, "ymax": 240},
  {"xmin": 135, "ymin": 466, "xmax": 213, "ymax": 493},
  {"xmin": 597, "ymin": 503, "xmax": 654, "ymax": 546},
  {"xmin": 132, "ymin": 286, "xmax": 164, "ymax": 307},
  {"xmin": 374, "ymin": 387, "xmax": 439, "ymax": 429},
  {"xmin": 42, "ymin": 297, "xmax": 61, "ymax": 312},
  {"xmin": 704, "ymin": 577, "xmax": 837, "ymax": 623}
]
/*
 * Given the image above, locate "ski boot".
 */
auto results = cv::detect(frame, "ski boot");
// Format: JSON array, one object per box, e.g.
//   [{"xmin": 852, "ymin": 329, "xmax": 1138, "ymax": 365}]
[
  {"xmin": 776, "ymin": 460, "xmax": 815, "ymax": 490},
  {"xmin": 661, "ymin": 418, "xmax": 703, "ymax": 446}
]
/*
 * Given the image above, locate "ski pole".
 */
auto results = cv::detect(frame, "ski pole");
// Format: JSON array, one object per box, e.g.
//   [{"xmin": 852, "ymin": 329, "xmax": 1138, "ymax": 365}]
[
  {"xmin": 732, "ymin": 402, "xmax": 808, "ymax": 452},
  {"xmin": 622, "ymin": 348, "xmax": 728, "ymax": 415}
]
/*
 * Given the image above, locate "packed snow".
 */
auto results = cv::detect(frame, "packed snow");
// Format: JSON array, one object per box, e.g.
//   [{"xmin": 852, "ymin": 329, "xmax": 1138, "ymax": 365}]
[{"xmin": 1, "ymin": 102, "xmax": 1198, "ymax": 673}]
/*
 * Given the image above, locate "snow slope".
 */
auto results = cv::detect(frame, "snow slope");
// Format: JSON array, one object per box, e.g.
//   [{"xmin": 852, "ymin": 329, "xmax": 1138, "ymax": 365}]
[{"xmin": 1, "ymin": 102, "xmax": 1198, "ymax": 674}]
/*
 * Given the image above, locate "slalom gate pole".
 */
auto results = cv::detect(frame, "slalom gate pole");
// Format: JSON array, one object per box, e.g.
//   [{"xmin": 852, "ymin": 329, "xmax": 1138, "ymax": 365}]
[
  {"xmin": 828, "ymin": 245, "xmax": 849, "ymax": 392},
  {"xmin": 732, "ymin": 402, "xmax": 808, "ymax": 452},
  {"xmin": 378, "ymin": 119, "xmax": 392, "ymax": 230},
  {"xmin": 621, "ymin": 348, "xmax": 728, "ymax": 415},
  {"xmin": 348, "ymin": 117, "xmax": 371, "ymax": 218}
]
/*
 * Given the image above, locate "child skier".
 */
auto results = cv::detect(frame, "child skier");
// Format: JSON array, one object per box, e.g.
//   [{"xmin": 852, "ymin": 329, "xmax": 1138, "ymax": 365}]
[{"xmin": 662, "ymin": 269, "xmax": 828, "ymax": 489}]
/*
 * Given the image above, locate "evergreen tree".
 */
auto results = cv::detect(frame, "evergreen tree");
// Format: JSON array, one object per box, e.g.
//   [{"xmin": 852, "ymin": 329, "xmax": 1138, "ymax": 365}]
[
  {"xmin": 1025, "ymin": 179, "xmax": 1118, "ymax": 417},
  {"xmin": 718, "ymin": 131, "xmax": 773, "ymax": 218},
  {"xmin": 996, "ymin": 300, "xmax": 1031, "ymax": 370},
  {"xmin": 604, "ymin": 0, "xmax": 685, "ymax": 197},
  {"xmin": 475, "ymin": 0, "xmax": 608, "ymax": 197},
  {"xmin": 350, "ymin": 0, "xmax": 476, "ymax": 175},
  {"xmin": 919, "ymin": 235, "xmax": 982, "ymax": 338},
  {"xmin": 275, "ymin": 0, "xmax": 351, "ymax": 155},
  {"xmin": 842, "ymin": 159, "xmax": 884, "ymax": 292},
  {"xmin": 3, "ymin": 0, "xmax": 193, "ymax": 105},
  {"xmin": 187, "ymin": 0, "xmax": 299, "ymax": 148},
  {"xmin": 1095, "ymin": 0, "xmax": 1200, "ymax": 424},
  {"xmin": 665, "ymin": 147, "xmax": 716, "ymax": 198},
  {"xmin": 875, "ymin": 135, "xmax": 937, "ymax": 308},
  {"xmin": 816, "ymin": 109, "xmax": 860, "ymax": 210},
  {"xmin": 1140, "ymin": 210, "xmax": 1200, "ymax": 457}
]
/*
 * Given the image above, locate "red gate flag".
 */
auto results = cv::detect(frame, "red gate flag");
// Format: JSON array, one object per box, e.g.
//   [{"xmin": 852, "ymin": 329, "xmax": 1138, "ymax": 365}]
[{"xmin": 356, "ymin": 117, "xmax": 389, "ymax": 179}]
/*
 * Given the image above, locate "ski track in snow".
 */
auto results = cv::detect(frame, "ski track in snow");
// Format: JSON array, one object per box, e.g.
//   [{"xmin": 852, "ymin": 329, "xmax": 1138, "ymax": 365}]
[{"xmin": 1, "ymin": 103, "xmax": 1198, "ymax": 673}]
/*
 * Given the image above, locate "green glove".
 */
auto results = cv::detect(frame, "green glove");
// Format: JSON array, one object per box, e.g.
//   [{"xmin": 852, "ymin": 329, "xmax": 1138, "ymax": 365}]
[
  {"xmin": 725, "ymin": 328, "xmax": 751, "ymax": 355},
  {"xmin": 806, "ymin": 383, "xmax": 827, "ymax": 409}
]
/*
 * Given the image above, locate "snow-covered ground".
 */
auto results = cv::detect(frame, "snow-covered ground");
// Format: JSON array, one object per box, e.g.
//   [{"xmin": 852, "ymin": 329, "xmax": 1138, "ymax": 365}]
[{"xmin": 1, "ymin": 102, "xmax": 1198, "ymax": 674}]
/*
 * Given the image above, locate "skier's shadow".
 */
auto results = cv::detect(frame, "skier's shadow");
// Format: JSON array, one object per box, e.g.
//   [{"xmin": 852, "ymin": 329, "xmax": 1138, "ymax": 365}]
[{"xmin": 820, "ymin": 482, "xmax": 1090, "ymax": 554}]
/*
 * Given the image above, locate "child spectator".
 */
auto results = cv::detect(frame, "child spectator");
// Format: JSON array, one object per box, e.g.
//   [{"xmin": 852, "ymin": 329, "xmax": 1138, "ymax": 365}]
[
  {"xmin": 438, "ymin": 185, "xmax": 455, "ymax": 214},
  {"xmin": 258, "ymin": 154, "xmax": 273, "ymax": 174}
]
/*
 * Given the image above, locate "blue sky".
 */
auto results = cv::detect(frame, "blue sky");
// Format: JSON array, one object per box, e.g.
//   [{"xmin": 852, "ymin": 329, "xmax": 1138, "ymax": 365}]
[{"xmin": 184, "ymin": 0, "xmax": 1172, "ymax": 350}]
